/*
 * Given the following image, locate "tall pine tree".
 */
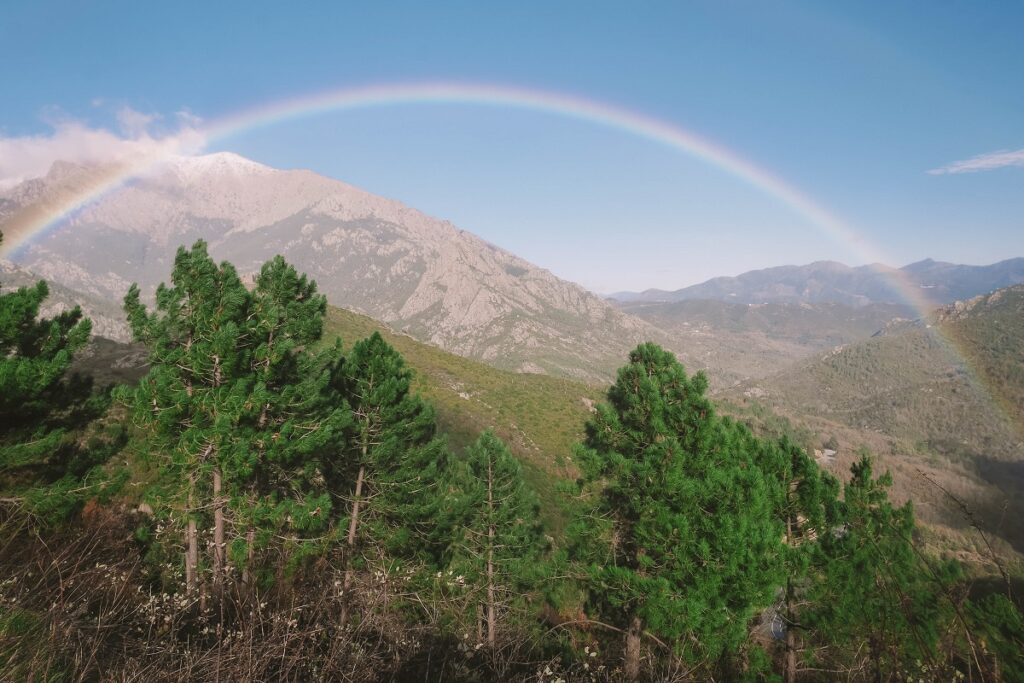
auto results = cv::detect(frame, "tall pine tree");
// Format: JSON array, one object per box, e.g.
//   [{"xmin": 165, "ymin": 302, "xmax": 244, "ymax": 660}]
[
  {"xmin": 123, "ymin": 242, "xmax": 348, "ymax": 594},
  {"xmin": 802, "ymin": 454, "xmax": 950, "ymax": 680},
  {"xmin": 448, "ymin": 430, "xmax": 546, "ymax": 647},
  {"xmin": 331, "ymin": 331, "xmax": 449, "ymax": 624},
  {"xmin": 572, "ymin": 342, "xmax": 782, "ymax": 679},
  {"xmin": 761, "ymin": 437, "xmax": 841, "ymax": 683},
  {"xmin": 228, "ymin": 255, "xmax": 350, "ymax": 585}
]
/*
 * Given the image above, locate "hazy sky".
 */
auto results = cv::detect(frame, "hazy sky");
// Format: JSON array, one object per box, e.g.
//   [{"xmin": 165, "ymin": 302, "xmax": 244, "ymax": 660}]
[{"xmin": 2, "ymin": 1, "xmax": 1022, "ymax": 292}]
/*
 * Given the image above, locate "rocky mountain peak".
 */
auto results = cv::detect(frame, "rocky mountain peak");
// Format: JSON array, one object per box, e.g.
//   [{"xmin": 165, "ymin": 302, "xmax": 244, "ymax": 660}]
[{"xmin": 1, "ymin": 152, "xmax": 666, "ymax": 383}]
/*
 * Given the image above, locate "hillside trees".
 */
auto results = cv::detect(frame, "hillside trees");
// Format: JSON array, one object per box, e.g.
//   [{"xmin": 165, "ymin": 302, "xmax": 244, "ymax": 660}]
[
  {"xmin": 226, "ymin": 255, "xmax": 351, "ymax": 584},
  {"xmin": 447, "ymin": 430, "xmax": 546, "ymax": 647},
  {"xmin": 761, "ymin": 437, "xmax": 841, "ymax": 683},
  {"xmin": 572, "ymin": 342, "xmax": 783, "ymax": 679},
  {"xmin": 122, "ymin": 242, "xmax": 349, "ymax": 595}
]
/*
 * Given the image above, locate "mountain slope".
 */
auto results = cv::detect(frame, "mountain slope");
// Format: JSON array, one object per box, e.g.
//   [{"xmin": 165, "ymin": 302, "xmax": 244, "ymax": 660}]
[
  {"xmin": 725, "ymin": 285, "xmax": 1024, "ymax": 553},
  {"xmin": 1, "ymin": 154, "xmax": 661, "ymax": 383},
  {"xmin": 617, "ymin": 298, "xmax": 912, "ymax": 383},
  {"xmin": 613, "ymin": 258, "xmax": 1024, "ymax": 307}
]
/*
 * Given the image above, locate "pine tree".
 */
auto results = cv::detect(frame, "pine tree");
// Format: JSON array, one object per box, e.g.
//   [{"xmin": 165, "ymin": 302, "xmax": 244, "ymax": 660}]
[
  {"xmin": 802, "ymin": 454, "xmax": 949, "ymax": 680},
  {"xmin": 0, "ymin": 232, "xmax": 113, "ymax": 523},
  {"xmin": 761, "ymin": 437, "xmax": 840, "ymax": 683},
  {"xmin": 571, "ymin": 343, "xmax": 782, "ymax": 679},
  {"xmin": 331, "ymin": 331, "xmax": 449, "ymax": 624},
  {"xmin": 228, "ymin": 255, "xmax": 350, "ymax": 585},
  {"xmin": 448, "ymin": 430, "xmax": 546, "ymax": 647},
  {"xmin": 123, "ymin": 242, "xmax": 348, "ymax": 594},
  {"xmin": 123, "ymin": 240, "xmax": 254, "ymax": 593}
]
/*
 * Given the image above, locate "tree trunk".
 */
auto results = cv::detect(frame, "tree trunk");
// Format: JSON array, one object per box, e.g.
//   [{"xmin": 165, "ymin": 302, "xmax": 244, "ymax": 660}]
[
  {"xmin": 186, "ymin": 472, "xmax": 199, "ymax": 594},
  {"xmin": 212, "ymin": 468, "xmax": 224, "ymax": 597},
  {"xmin": 339, "ymin": 462, "xmax": 366, "ymax": 627},
  {"xmin": 624, "ymin": 616, "xmax": 642, "ymax": 681},
  {"xmin": 486, "ymin": 455, "xmax": 496, "ymax": 647},
  {"xmin": 785, "ymin": 516, "xmax": 797, "ymax": 683},
  {"xmin": 242, "ymin": 525, "xmax": 256, "ymax": 589}
]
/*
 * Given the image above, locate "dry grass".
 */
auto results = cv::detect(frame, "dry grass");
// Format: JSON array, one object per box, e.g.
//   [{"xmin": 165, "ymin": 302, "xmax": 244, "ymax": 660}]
[{"xmin": 0, "ymin": 506, "xmax": 577, "ymax": 683}]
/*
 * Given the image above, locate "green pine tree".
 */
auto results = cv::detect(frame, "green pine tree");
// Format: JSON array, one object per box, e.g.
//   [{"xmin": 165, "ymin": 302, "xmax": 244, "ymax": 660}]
[
  {"xmin": 802, "ymin": 453, "xmax": 950, "ymax": 680},
  {"xmin": 448, "ymin": 430, "xmax": 546, "ymax": 647},
  {"xmin": 761, "ymin": 437, "xmax": 841, "ymax": 683},
  {"xmin": 123, "ymin": 240, "xmax": 254, "ymax": 593},
  {"xmin": 331, "ymin": 331, "xmax": 449, "ymax": 624},
  {"xmin": 123, "ymin": 242, "xmax": 348, "ymax": 593},
  {"xmin": 0, "ymin": 232, "xmax": 115, "ymax": 524},
  {"xmin": 571, "ymin": 342, "xmax": 782, "ymax": 679},
  {"xmin": 228, "ymin": 255, "xmax": 350, "ymax": 584}
]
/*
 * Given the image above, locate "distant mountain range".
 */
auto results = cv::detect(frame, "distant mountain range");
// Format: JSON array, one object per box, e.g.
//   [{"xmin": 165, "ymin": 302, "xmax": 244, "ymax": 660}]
[
  {"xmin": 610, "ymin": 258, "xmax": 1024, "ymax": 307},
  {"xmin": 0, "ymin": 153, "xmax": 661, "ymax": 383},
  {"xmin": 0, "ymin": 259, "xmax": 130, "ymax": 341}
]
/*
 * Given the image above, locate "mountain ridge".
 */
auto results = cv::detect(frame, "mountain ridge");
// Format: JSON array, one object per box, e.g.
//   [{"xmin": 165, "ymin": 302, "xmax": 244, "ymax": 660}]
[
  {"xmin": 610, "ymin": 257, "xmax": 1024, "ymax": 306},
  {"xmin": 0, "ymin": 153, "xmax": 667, "ymax": 384}
]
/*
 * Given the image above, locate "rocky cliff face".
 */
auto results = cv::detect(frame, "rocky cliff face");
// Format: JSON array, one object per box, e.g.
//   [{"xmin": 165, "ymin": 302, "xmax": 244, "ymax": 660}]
[{"xmin": 1, "ymin": 153, "xmax": 664, "ymax": 382}]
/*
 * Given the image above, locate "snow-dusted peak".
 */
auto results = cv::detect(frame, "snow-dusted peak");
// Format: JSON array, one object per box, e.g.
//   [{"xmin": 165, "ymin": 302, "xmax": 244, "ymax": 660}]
[{"xmin": 165, "ymin": 152, "xmax": 273, "ymax": 182}]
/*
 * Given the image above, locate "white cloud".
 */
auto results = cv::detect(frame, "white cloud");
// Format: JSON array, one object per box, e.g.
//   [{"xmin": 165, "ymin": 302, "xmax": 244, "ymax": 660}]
[
  {"xmin": 928, "ymin": 148, "xmax": 1024, "ymax": 175},
  {"xmin": 115, "ymin": 106, "xmax": 159, "ymax": 137},
  {"xmin": 0, "ymin": 110, "xmax": 207, "ymax": 189}
]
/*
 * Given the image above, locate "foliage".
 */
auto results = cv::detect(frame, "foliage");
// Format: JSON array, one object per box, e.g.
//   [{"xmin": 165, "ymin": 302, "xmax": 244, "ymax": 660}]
[
  {"xmin": 447, "ymin": 430, "xmax": 547, "ymax": 645},
  {"xmin": 801, "ymin": 454, "xmax": 955, "ymax": 679},
  {"xmin": 0, "ymin": 231, "xmax": 122, "ymax": 525},
  {"xmin": 6, "ymin": 240, "xmax": 1024, "ymax": 681},
  {"xmin": 121, "ymin": 242, "xmax": 349, "ymax": 589},
  {"xmin": 332, "ymin": 331, "xmax": 450, "ymax": 565},
  {"xmin": 571, "ymin": 342, "xmax": 783, "ymax": 675}
]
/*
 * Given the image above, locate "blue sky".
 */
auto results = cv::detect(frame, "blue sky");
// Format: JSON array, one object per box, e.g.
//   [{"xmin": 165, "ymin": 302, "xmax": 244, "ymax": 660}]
[{"xmin": 2, "ymin": 1, "xmax": 1022, "ymax": 292}]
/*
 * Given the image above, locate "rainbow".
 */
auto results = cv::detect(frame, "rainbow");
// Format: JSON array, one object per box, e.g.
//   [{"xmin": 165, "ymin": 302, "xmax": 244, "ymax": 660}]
[{"xmin": 0, "ymin": 81, "xmax": 1018, "ymax": 438}]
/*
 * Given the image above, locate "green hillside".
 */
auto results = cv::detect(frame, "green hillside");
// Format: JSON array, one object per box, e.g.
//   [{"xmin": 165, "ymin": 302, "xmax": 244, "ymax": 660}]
[{"xmin": 727, "ymin": 286, "xmax": 1024, "ymax": 556}]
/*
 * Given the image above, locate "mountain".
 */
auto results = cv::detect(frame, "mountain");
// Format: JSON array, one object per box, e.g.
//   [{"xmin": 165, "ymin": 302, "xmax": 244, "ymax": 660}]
[
  {"xmin": 616, "ymin": 299, "xmax": 913, "ymax": 384},
  {"xmin": 725, "ymin": 285, "xmax": 1024, "ymax": 553},
  {"xmin": 612, "ymin": 258, "xmax": 1024, "ymax": 307},
  {"xmin": 0, "ymin": 154, "xmax": 662, "ymax": 383}
]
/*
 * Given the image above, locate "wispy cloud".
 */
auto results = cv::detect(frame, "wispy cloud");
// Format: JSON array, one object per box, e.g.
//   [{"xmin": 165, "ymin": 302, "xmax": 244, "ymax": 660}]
[
  {"xmin": 928, "ymin": 147, "xmax": 1024, "ymax": 175},
  {"xmin": 0, "ymin": 107, "xmax": 206, "ymax": 189}
]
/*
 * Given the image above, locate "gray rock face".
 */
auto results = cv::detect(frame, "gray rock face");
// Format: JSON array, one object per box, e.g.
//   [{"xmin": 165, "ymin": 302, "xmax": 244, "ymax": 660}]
[{"xmin": 1, "ymin": 153, "xmax": 661, "ymax": 383}]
